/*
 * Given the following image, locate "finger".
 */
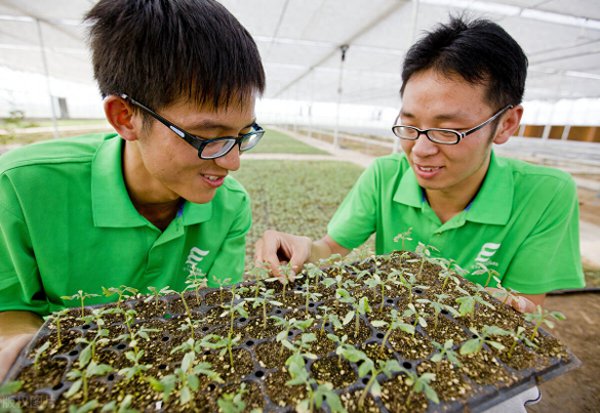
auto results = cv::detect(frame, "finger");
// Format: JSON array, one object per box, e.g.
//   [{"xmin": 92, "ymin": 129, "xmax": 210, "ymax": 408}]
[
  {"xmin": 254, "ymin": 236, "xmax": 284, "ymax": 277},
  {"xmin": 510, "ymin": 296, "xmax": 534, "ymax": 313},
  {"xmin": 0, "ymin": 334, "xmax": 32, "ymax": 381},
  {"xmin": 253, "ymin": 238, "xmax": 266, "ymax": 267},
  {"xmin": 486, "ymin": 287, "xmax": 504, "ymax": 300},
  {"xmin": 513, "ymin": 296, "xmax": 536, "ymax": 313}
]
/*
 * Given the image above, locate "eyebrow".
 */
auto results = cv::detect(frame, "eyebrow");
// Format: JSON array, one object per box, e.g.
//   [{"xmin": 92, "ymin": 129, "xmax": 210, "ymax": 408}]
[{"xmin": 400, "ymin": 110, "xmax": 467, "ymax": 122}]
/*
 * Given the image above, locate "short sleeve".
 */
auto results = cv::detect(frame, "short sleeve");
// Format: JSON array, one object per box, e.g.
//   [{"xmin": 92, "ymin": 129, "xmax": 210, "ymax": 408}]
[
  {"xmin": 327, "ymin": 164, "xmax": 378, "ymax": 249},
  {"xmin": 0, "ymin": 176, "xmax": 49, "ymax": 315},
  {"xmin": 502, "ymin": 176, "xmax": 585, "ymax": 294}
]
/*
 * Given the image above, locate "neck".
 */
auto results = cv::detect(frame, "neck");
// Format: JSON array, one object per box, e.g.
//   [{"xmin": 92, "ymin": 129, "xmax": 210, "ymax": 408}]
[
  {"xmin": 122, "ymin": 141, "xmax": 181, "ymax": 230},
  {"xmin": 425, "ymin": 190, "xmax": 474, "ymax": 224},
  {"xmin": 425, "ymin": 154, "xmax": 492, "ymax": 224},
  {"xmin": 134, "ymin": 199, "xmax": 181, "ymax": 231}
]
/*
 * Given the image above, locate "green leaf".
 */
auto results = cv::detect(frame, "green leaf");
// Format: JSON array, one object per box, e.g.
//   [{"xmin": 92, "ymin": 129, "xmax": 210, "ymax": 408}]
[
  {"xmin": 0, "ymin": 380, "xmax": 22, "ymax": 397},
  {"xmin": 357, "ymin": 359, "xmax": 373, "ymax": 378},
  {"xmin": 488, "ymin": 341, "xmax": 505, "ymax": 351},
  {"xmin": 180, "ymin": 385, "xmax": 193, "ymax": 405},
  {"xmin": 371, "ymin": 320, "xmax": 387, "ymax": 328},
  {"xmin": 79, "ymin": 344, "xmax": 92, "ymax": 367},
  {"xmin": 282, "ymin": 340, "xmax": 296, "ymax": 351},
  {"xmin": 485, "ymin": 326, "xmax": 510, "ymax": 336},
  {"xmin": 399, "ymin": 323, "xmax": 415, "ymax": 335},
  {"xmin": 70, "ymin": 400, "xmax": 100, "ymax": 413},
  {"xmin": 383, "ymin": 359, "xmax": 401, "ymax": 376},
  {"xmin": 276, "ymin": 330, "xmax": 288, "ymax": 342},
  {"xmin": 65, "ymin": 379, "xmax": 83, "ymax": 398},
  {"xmin": 181, "ymin": 352, "xmax": 195, "ymax": 373},
  {"xmin": 188, "ymin": 374, "xmax": 200, "ymax": 391},
  {"xmin": 424, "ymin": 384, "xmax": 440, "ymax": 404},
  {"xmin": 90, "ymin": 362, "xmax": 114, "ymax": 377},
  {"xmin": 366, "ymin": 380, "xmax": 379, "ymax": 398},
  {"xmin": 322, "ymin": 391, "xmax": 346, "ymax": 413},
  {"xmin": 342, "ymin": 311, "xmax": 354, "ymax": 326},
  {"xmin": 100, "ymin": 401, "xmax": 117, "ymax": 412},
  {"xmin": 460, "ymin": 339, "xmax": 481, "ymax": 355},
  {"xmin": 146, "ymin": 377, "xmax": 163, "ymax": 392}
]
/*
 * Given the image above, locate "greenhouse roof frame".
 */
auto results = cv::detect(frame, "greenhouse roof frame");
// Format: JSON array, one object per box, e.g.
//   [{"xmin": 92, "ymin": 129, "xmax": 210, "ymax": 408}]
[{"xmin": 0, "ymin": 0, "xmax": 599, "ymax": 109}]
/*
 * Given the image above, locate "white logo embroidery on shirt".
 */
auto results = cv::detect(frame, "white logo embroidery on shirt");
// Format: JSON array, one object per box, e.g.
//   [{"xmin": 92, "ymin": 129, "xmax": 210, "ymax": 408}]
[
  {"xmin": 185, "ymin": 247, "xmax": 209, "ymax": 267},
  {"xmin": 475, "ymin": 242, "xmax": 501, "ymax": 264}
]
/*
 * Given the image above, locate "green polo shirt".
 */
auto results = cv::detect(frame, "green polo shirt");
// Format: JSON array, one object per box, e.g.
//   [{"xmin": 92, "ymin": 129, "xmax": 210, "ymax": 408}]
[
  {"xmin": 328, "ymin": 152, "xmax": 584, "ymax": 294},
  {"xmin": 0, "ymin": 133, "xmax": 251, "ymax": 316}
]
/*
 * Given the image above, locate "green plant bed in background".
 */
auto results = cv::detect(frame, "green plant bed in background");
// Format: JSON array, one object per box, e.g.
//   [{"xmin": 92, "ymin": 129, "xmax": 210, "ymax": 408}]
[
  {"xmin": 233, "ymin": 159, "xmax": 369, "ymax": 265},
  {"xmin": 249, "ymin": 129, "xmax": 328, "ymax": 155},
  {"xmin": 1, "ymin": 250, "xmax": 578, "ymax": 412}
]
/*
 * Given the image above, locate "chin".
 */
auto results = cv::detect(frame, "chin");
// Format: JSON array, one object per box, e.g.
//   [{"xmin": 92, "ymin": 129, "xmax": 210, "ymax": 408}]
[{"xmin": 184, "ymin": 189, "xmax": 217, "ymax": 204}]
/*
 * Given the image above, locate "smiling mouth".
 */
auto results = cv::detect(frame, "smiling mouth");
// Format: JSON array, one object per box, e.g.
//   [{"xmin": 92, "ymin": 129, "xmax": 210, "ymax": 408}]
[
  {"xmin": 201, "ymin": 174, "xmax": 226, "ymax": 181},
  {"xmin": 416, "ymin": 165, "xmax": 443, "ymax": 172}
]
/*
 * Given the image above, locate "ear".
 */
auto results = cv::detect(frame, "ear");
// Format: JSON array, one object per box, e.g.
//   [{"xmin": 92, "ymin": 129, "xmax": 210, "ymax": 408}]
[
  {"xmin": 103, "ymin": 95, "xmax": 141, "ymax": 142},
  {"xmin": 493, "ymin": 105, "xmax": 523, "ymax": 145}
]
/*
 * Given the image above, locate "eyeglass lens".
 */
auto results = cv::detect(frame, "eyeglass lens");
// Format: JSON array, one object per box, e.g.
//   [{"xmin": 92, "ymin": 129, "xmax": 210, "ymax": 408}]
[
  {"xmin": 201, "ymin": 131, "xmax": 262, "ymax": 159},
  {"xmin": 394, "ymin": 126, "xmax": 459, "ymax": 143}
]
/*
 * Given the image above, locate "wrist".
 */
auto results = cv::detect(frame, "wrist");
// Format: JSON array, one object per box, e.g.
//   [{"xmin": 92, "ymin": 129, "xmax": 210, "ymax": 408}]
[{"xmin": 309, "ymin": 238, "xmax": 331, "ymax": 263}]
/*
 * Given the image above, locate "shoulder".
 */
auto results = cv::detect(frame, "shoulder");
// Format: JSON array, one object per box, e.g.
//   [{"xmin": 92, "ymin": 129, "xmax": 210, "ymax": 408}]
[
  {"xmin": 216, "ymin": 176, "xmax": 250, "ymax": 208},
  {"xmin": 367, "ymin": 152, "xmax": 411, "ymax": 176},
  {"xmin": 222, "ymin": 175, "xmax": 249, "ymax": 196},
  {"xmin": 0, "ymin": 133, "xmax": 118, "ymax": 175},
  {"xmin": 498, "ymin": 156, "xmax": 576, "ymax": 191},
  {"xmin": 356, "ymin": 153, "xmax": 411, "ymax": 191}
]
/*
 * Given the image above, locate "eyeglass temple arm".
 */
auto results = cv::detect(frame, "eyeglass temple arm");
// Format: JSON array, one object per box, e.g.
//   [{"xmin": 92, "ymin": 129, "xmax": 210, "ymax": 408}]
[
  {"xmin": 119, "ymin": 93, "xmax": 197, "ymax": 144},
  {"xmin": 462, "ymin": 104, "xmax": 514, "ymax": 137}
]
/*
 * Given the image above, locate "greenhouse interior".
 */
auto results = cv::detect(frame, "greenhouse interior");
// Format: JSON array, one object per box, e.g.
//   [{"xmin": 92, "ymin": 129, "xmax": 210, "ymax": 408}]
[{"xmin": 0, "ymin": 0, "xmax": 599, "ymax": 412}]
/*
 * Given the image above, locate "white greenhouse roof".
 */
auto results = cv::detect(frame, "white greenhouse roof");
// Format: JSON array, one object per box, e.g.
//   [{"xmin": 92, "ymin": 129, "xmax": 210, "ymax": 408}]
[{"xmin": 0, "ymin": 0, "xmax": 600, "ymax": 112}]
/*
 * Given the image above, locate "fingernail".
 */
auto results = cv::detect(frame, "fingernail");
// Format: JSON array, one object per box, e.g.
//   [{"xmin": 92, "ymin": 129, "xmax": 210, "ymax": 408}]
[
  {"xmin": 289, "ymin": 270, "xmax": 296, "ymax": 281},
  {"xmin": 517, "ymin": 297, "xmax": 526, "ymax": 312}
]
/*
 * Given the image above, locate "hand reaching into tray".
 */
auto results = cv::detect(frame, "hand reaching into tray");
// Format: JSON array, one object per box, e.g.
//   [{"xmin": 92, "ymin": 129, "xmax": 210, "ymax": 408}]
[
  {"xmin": 0, "ymin": 311, "xmax": 43, "ymax": 382},
  {"xmin": 486, "ymin": 288, "xmax": 544, "ymax": 313},
  {"xmin": 254, "ymin": 230, "xmax": 350, "ymax": 281}
]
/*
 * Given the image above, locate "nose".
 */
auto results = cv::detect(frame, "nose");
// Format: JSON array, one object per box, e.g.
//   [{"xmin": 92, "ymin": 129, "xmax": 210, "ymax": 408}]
[
  {"xmin": 214, "ymin": 145, "xmax": 241, "ymax": 171},
  {"xmin": 410, "ymin": 134, "xmax": 439, "ymax": 158}
]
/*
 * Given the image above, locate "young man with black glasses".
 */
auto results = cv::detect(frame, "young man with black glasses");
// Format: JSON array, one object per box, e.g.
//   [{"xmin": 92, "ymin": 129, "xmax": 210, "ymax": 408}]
[
  {"xmin": 256, "ymin": 17, "xmax": 584, "ymax": 315},
  {"xmin": 0, "ymin": 0, "xmax": 265, "ymax": 380}
]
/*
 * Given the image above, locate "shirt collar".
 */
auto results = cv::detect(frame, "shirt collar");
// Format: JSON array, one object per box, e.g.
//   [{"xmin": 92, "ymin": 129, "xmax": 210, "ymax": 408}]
[
  {"xmin": 392, "ymin": 151, "xmax": 513, "ymax": 225},
  {"xmin": 466, "ymin": 151, "xmax": 513, "ymax": 225},
  {"xmin": 91, "ymin": 136, "xmax": 213, "ymax": 228},
  {"xmin": 393, "ymin": 158, "xmax": 423, "ymax": 208}
]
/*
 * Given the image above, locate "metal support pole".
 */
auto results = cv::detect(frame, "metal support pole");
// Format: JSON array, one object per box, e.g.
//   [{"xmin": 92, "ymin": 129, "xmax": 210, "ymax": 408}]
[
  {"xmin": 393, "ymin": 0, "xmax": 420, "ymax": 154},
  {"xmin": 561, "ymin": 100, "xmax": 574, "ymax": 141},
  {"xmin": 308, "ymin": 69, "xmax": 314, "ymax": 138},
  {"xmin": 561, "ymin": 125, "xmax": 571, "ymax": 140},
  {"xmin": 333, "ymin": 45, "xmax": 349, "ymax": 148},
  {"xmin": 541, "ymin": 124, "xmax": 552, "ymax": 140},
  {"xmin": 36, "ymin": 19, "xmax": 59, "ymax": 139},
  {"xmin": 308, "ymin": 104, "xmax": 313, "ymax": 138}
]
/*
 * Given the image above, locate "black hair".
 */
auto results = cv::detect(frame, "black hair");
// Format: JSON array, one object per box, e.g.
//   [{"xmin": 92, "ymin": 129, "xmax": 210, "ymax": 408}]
[
  {"xmin": 84, "ymin": 0, "xmax": 265, "ymax": 111},
  {"xmin": 400, "ymin": 16, "xmax": 528, "ymax": 108}
]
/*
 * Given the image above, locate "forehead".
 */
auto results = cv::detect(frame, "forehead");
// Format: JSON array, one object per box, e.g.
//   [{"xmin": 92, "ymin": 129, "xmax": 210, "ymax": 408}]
[
  {"xmin": 401, "ymin": 69, "xmax": 490, "ymax": 115},
  {"xmin": 164, "ymin": 93, "xmax": 257, "ymax": 125}
]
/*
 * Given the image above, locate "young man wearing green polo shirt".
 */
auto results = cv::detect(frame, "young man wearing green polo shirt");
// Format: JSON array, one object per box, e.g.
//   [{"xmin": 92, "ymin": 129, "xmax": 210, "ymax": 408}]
[
  {"xmin": 0, "ymin": 0, "xmax": 265, "ymax": 381},
  {"xmin": 255, "ymin": 17, "xmax": 584, "ymax": 314}
]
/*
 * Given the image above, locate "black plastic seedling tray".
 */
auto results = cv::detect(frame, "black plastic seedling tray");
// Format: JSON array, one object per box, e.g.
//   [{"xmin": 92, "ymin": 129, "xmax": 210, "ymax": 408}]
[{"xmin": 2, "ymin": 251, "xmax": 580, "ymax": 412}]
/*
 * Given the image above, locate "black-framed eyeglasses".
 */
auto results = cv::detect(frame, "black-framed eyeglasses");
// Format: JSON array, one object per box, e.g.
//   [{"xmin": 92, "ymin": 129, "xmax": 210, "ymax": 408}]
[
  {"xmin": 120, "ymin": 94, "xmax": 265, "ymax": 159},
  {"xmin": 391, "ymin": 104, "xmax": 513, "ymax": 145}
]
